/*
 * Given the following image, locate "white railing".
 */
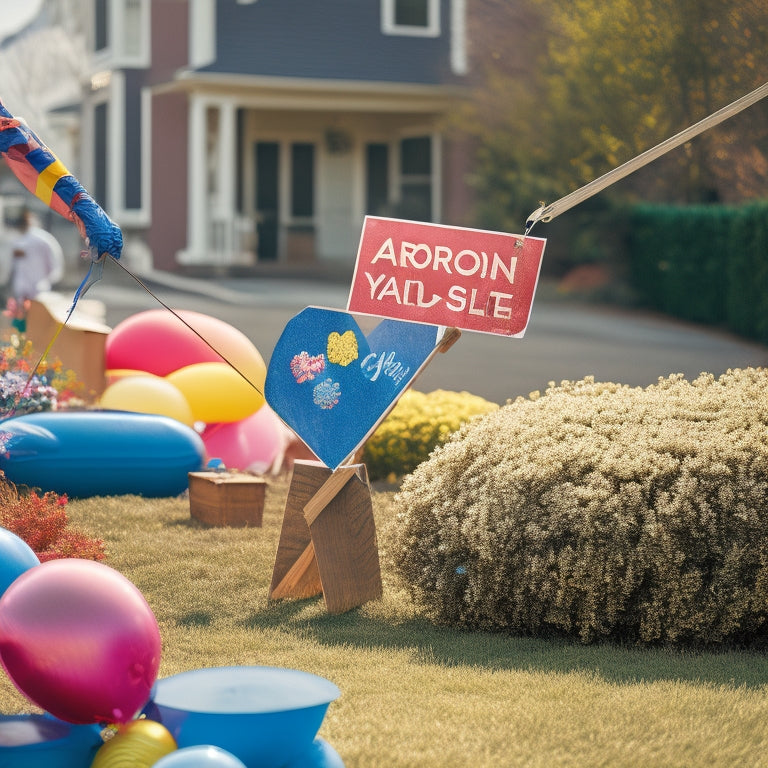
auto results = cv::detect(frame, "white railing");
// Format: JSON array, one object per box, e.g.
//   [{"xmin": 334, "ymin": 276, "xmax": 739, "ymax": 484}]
[{"xmin": 208, "ymin": 214, "xmax": 256, "ymax": 266}]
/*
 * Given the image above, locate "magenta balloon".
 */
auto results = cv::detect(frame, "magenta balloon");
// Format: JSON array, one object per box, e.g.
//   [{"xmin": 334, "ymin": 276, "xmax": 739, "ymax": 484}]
[
  {"xmin": 201, "ymin": 405, "xmax": 285, "ymax": 472},
  {"xmin": 0, "ymin": 559, "xmax": 161, "ymax": 725},
  {"xmin": 105, "ymin": 309, "xmax": 265, "ymax": 380}
]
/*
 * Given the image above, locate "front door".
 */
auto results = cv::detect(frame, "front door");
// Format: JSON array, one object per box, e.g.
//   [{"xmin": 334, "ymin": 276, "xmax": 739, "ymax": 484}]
[
  {"xmin": 366, "ymin": 143, "xmax": 390, "ymax": 215},
  {"xmin": 255, "ymin": 142, "xmax": 279, "ymax": 261}
]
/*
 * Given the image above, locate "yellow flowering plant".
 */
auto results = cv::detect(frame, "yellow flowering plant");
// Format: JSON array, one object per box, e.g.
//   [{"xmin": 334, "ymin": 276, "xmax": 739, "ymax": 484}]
[{"xmin": 362, "ymin": 389, "xmax": 498, "ymax": 482}]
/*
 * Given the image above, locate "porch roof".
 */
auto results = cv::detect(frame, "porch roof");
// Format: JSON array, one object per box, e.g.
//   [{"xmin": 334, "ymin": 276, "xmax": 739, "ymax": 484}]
[{"xmin": 155, "ymin": 70, "xmax": 467, "ymax": 114}]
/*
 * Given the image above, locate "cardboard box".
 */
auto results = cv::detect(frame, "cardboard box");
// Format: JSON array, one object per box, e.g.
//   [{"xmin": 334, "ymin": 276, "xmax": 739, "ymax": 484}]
[
  {"xmin": 26, "ymin": 296, "xmax": 111, "ymax": 397},
  {"xmin": 188, "ymin": 471, "xmax": 266, "ymax": 527}
]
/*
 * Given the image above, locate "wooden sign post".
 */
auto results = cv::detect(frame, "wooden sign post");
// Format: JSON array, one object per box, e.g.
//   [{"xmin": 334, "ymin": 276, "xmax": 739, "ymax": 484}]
[
  {"xmin": 269, "ymin": 460, "xmax": 381, "ymax": 613},
  {"xmin": 267, "ymin": 216, "xmax": 545, "ymax": 614}
]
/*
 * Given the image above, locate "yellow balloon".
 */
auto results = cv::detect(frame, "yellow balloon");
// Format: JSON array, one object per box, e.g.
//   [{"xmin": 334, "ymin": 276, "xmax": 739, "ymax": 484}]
[
  {"xmin": 99, "ymin": 375, "xmax": 195, "ymax": 426},
  {"xmin": 166, "ymin": 361, "xmax": 265, "ymax": 424},
  {"xmin": 104, "ymin": 369, "xmax": 156, "ymax": 386},
  {"xmin": 90, "ymin": 718, "xmax": 177, "ymax": 768}
]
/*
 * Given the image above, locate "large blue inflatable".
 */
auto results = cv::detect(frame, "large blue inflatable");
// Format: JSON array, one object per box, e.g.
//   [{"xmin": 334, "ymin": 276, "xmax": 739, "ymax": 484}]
[{"xmin": 0, "ymin": 411, "xmax": 205, "ymax": 498}]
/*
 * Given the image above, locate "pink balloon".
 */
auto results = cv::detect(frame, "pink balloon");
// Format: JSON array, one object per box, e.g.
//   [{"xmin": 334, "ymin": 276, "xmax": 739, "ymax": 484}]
[
  {"xmin": 202, "ymin": 405, "xmax": 285, "ymax": 473},
  {"xmin": 105, "ymin": 309, "xmax": 266, "ymax": 383},
  {"xmin": 0, "ymin": 559, "xmax": 161, "ymax": 725}
]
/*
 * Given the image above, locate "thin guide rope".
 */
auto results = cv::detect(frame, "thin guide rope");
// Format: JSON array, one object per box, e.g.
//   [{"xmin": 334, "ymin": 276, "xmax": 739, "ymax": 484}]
[
  {"xmin": 526, "ymin": 81, "xmax": 768, "ymax": 231},
  {"xmin": 109, "ymin": 256, "xmax": 265, "ymax": 398}
]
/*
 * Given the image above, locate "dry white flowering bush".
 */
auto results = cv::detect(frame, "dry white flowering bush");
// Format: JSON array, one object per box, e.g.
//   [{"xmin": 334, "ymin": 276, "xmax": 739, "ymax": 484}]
[{"xmin": 388, "ymin": 369, "xmax": 768, "ymax": 646}]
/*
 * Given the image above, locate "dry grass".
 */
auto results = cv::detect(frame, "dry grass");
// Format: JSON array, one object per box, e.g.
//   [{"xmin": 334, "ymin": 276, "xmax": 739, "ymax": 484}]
[{"xmin": 1, "ymin": 476, "xmax": 767, "ymax": 766}]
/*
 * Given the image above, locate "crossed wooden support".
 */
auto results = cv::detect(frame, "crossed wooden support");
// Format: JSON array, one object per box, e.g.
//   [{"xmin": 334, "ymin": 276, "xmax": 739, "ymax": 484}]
[{"xmin": 268, "ymin": 460, "xmax": 382, "ymax": 614}]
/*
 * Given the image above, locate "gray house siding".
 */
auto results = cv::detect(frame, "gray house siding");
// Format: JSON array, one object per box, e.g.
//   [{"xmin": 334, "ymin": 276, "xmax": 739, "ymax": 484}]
[{"xmin": 200, "ymin": 0, "xmax": 460, "ymax": 84}]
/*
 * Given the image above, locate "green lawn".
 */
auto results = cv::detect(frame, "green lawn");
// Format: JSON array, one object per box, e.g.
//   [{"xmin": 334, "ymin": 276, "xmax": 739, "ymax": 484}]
[{"xmin": 2, "ymin": 475, "xmax": 768, "ymax": 767}]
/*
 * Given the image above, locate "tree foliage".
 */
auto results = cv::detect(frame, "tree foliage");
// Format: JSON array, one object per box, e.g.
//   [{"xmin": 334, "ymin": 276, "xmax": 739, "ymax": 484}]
[{"xmin": 461, "ymin": 0, "xmax": 768, "ymax": 231}]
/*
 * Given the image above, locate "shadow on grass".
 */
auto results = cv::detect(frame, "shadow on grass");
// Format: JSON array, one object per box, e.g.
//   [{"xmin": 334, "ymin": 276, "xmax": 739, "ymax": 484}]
[
  {"xmin": 245, "ymin": 598, "xmax": 768, "ymax": 690},
  {"xmin": 178, "ymin": 610, "xmax": 214, "ymax": 627}
]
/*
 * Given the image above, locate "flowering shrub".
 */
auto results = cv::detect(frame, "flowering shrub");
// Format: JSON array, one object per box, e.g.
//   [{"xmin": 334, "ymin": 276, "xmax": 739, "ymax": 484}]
[
  {"xmin": 389, "ymin": 369, "xmax": 768, "ymax": 647},
  {"xmin": 362, "ymin": 389, "xmax": 499, "ymax": 481},
  {"xmin": 0, "ymin": 478, "xmax": 105, "ymax": 562},
  {"xmin": 0, "ymin": 333, "xmax": 85, "ymax": 417}
]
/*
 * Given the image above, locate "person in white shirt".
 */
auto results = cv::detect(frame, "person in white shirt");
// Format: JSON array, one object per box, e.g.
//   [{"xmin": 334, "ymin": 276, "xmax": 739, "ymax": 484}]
[{"xmin": 10, "ymin": 208, "xmax": 64, "ymax": 300}]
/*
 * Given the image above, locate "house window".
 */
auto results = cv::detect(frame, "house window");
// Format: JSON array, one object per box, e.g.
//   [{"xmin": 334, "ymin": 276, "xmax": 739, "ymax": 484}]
[
  {"xmin": 123, "ymin": 0, "xmax": 143, "ymax": 57},
  {"xmin": 399, "ymin": 136, "xmax": 432, "ymax": 221},
  {"xmin": 117, "ymin": 0, "xmax": 149, "ymax": 64},
  {"xmin": 94, "ymin": 0, "xmax": 149, "ymax": 64},
  {"xmin": 124, "ymin": 77, "xmax": 142, "ymax": 210},
  {"xmin": 382, "ymin": 0, "xmax": 440, "ymax": 37},
  {"xmin": 291, "ymin": 143, "xmax": 314, "ymax": 218},
  {"xmin": 94, "ymin": 101, "xmax": 108, "ymax": 208},
  {"xmin": 94, "ymin": 0, "xmax": 108, "ymax": 51},
  {"xmin": 395, "ymin": 0, "xmax": 428, "ymax": 26}
]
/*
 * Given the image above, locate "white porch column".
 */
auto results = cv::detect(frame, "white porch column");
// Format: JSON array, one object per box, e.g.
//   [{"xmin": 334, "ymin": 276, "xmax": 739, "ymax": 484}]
[
  {"xmin": 183, "ymin": 94, "xmax": 208, "ymax": 263},
  {"xmin": 216, "ymin": 99, "xmax": 237, "ymax": 218}
]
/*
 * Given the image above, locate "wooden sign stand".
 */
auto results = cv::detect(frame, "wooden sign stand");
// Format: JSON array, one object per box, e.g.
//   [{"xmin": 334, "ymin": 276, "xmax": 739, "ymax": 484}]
[
  {"xmin": 268, "ymin": 326, "xmax": 461, "ymax": 614},
  {"xmin": 269, "ymin": 460, "xmax": 382, "ymax": 614}
]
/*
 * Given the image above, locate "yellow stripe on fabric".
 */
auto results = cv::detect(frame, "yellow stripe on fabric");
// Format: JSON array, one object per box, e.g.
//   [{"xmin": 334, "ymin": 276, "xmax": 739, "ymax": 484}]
[{"xmin": 35, "ymin": 158, "xmax": 69, "ymax": 205}]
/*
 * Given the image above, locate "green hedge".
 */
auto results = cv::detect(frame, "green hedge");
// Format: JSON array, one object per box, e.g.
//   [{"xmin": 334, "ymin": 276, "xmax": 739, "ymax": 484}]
[
  {"xmin": 627, "ymin": 202, "xmax": 768, "ymax": 343},
  {"xmin": 726, "ymin": 203, "xmax": 768, "ymax": 343},
  {"xmin": 388, "ymin": 369, "xmax": 768, "ymax": 647}
]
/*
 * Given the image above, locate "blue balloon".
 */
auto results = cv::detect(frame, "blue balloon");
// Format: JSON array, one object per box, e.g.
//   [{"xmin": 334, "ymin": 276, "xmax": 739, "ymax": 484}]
[
  {"xmin": 0, "ymin": 527, "xmax": 39, "ymax": 598},
  {"xmin": 151, "ymin": 745, "xmax": 247, "ymax": 767},
  {"xmin": 284, "ymin": 737, "xmax": 345, "ymax": 768}
]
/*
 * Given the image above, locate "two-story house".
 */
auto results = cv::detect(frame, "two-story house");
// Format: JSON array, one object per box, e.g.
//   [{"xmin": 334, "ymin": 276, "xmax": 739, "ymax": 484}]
[{"xmin": 82, "ymin": 0, "xmax": 473, "ymax": 276}]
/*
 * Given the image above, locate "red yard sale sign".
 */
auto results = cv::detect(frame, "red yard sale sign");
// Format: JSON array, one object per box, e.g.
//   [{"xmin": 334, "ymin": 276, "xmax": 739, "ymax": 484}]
[{"xmin": 347, "ymin": 217, "xmax": 546, "ymax": 337}]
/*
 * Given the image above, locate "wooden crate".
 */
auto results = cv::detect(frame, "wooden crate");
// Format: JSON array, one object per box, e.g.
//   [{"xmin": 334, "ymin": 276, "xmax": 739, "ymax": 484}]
[{"xmin": 188, "ymin": 472, "xmax": 266, "ymax": 527}]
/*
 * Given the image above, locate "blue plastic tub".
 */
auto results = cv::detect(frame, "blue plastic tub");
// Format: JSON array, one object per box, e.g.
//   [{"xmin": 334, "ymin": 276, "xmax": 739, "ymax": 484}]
[
  {"xmin": 144, "ymin": 666, "xmax": 340, "ymax": 768},
  {"xmin": 0, "ymin": 713, "xmax": 103, "ymax": 768}
]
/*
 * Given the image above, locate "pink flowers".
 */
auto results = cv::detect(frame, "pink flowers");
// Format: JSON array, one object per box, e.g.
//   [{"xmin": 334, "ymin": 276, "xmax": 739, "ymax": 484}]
[{"xmin": 290, "ymin": 351, "xmax": 326, "ymax": 383}]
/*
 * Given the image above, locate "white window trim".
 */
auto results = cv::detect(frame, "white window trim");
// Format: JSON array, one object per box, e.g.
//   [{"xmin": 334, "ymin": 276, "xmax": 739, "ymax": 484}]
[
  {"xmin": 81, "ymin": 83, "xmax": 108, "ymax": 204},
  {"xmin": 90, "ymin": 0, "xmax": 150, "ymax": 69},
  {"xmin": 103, "ymin": 71, "xmax": 150, "ymax": 226},
  {"xmin": 82, "ymin": 70, "xmax": 139, "ymax": 223},
  {"xmin": 381, "ymin": 0, "xmax": 440, "ymax": 38},
  {"xmin": 119, "ymin": 86, "xmax": 151, "ymax": 227},
  {"xmin": 190, "ymin": 0, "xmax": 216, "ymax": 69},
  {"xmin": 101, "ymin": 0, "xmax": 151, "ymax": 68}
]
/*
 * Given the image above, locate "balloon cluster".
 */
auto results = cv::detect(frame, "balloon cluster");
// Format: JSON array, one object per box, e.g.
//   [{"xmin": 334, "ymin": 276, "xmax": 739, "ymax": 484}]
[
  {"xmin": 101, "ymin": 309, "xmax": 286, "ymax": 473},
  {"xmin": 0, "ymin": 529, "xmax": 255, "ymax": 767},
  {"xmin": 0, "ymin": 528, "xmax": 345, "ymax": 767}
]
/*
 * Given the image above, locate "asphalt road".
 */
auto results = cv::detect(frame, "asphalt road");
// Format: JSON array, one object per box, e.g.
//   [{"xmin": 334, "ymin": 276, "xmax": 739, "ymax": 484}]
[{"xmin": 82, "ymin": 264, "xmax": 768, "ymax": 405}]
